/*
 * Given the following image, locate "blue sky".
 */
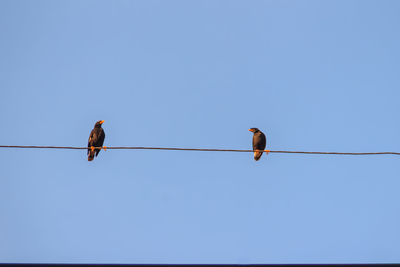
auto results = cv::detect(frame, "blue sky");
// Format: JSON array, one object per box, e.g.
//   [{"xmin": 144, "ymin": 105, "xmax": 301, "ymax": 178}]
[{"xmin": 1, "ymin": 0, "xmax": 400, "ymax": 264}]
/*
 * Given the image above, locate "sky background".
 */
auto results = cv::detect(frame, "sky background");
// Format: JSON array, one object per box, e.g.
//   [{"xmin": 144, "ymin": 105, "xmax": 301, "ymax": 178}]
[{"xmin": 1, "ymin": 0, "xmax": 400, "ymax": 264}]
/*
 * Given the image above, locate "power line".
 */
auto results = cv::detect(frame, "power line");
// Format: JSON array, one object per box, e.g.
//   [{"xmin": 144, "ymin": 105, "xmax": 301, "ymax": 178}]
[{"xmin": 0, "ymin": 145, "xmax": 399, "ymax": 156}]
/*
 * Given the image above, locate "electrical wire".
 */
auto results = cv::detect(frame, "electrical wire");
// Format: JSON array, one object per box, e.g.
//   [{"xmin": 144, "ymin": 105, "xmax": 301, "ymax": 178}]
[{"xmin": 0, "ymin": 145, "xmax": 399, "ymax": 156}]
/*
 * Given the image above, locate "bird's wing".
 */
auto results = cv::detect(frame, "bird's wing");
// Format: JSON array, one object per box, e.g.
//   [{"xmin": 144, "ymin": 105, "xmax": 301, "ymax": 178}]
[
  {"xmin": 253, "ymin": 132, "xmax": 267, "ymax": 150},
  {"xmin": 260, "ymin": 132, "xmax": 266, "ymax": 150},
  {"xmin": 88, "ymin": 129, "xmax": 96, "ymax": 147},
  {"xmin": 94, "ymin": 129, "xmax": 105, "ymax": 156}
]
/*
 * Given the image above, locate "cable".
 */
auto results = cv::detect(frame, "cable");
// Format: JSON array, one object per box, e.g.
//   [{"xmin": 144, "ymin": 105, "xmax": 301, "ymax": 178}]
[{"xmin": 0, "ymin": 145, "xmax": 399, "ymax": 156}]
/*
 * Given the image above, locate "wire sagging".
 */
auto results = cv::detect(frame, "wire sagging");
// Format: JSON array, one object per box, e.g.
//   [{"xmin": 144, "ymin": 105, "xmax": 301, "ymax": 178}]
[{"xmin": 0, "ymin": 145, "xmax": 399, "ymax": 156}]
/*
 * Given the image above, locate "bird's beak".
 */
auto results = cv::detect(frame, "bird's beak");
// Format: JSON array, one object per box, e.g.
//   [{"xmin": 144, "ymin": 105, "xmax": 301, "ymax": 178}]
[
  {"xmin": 99, "ymin": 120, "xmax": 105, "ymax": 124},
  {"xmin": 248, "ymin": 128, "xmax": 254, "ymax": 132}
]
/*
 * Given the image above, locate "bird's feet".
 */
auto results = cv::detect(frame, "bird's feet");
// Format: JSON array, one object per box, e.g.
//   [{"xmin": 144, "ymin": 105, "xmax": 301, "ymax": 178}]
[
  {"xmin": 91, "ymin": 146, "xmax": 95, "ymax": 152},
  {"xmin": 265, "ymin": 149, "xmax": 270, "ymax": 155},
  {"xmin": 103, "ymin": 146, "xmax": 107, "ymax": 151}
]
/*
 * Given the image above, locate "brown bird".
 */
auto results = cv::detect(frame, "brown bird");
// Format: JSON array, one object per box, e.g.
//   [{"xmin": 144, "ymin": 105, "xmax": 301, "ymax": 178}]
[
  {"xmin": 87, "ymin": 120, "xmax": 106, "ymax": 161},
  {"xmin": 249, "ymin": 128, "xmax": 267, "ymax": 161}
]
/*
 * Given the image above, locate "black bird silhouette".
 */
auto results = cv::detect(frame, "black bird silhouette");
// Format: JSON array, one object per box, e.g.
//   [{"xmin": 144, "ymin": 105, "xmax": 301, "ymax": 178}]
[
  {"xmin": 87, "ymin": 120, "xmax": 105, "ymax": 161},
  {"xmin": 249, "ymin": 128, "xmax": 267, "ymax": 161}
]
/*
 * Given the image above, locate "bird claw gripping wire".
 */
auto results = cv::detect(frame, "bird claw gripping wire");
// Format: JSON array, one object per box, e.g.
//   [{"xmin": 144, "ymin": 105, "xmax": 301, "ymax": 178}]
[
  {"xmin": 103, "ymin": 146, "xmax": 107, "ymax": 151},
  {"xmin": 91, "ymin": 146, "xmax": 95, "ymax": 152},
  {"xmin": 264, "ymin": 149, "xmax": 271, "ymax": 154}
]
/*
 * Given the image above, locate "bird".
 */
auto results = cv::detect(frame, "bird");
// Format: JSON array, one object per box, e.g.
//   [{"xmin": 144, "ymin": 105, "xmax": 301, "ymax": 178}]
[
  {"xmin": 248, "ymin": 128, "xmax": 267, "ymax": 161},
  {"xmin": 87, "ymin": 120, "xmax": 106, "ymax": 161}
]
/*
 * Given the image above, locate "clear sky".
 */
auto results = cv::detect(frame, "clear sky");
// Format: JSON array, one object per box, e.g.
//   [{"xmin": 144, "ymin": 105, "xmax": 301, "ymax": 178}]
[{"xmin": 1, "ymin": 0, "xmax": 399, "ymax": 264}]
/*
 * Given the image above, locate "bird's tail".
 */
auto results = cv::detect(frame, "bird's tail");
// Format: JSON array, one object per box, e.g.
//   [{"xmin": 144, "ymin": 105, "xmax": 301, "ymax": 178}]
[
  {"xmin": 88, "ymin": 150, "xmax": 95, "ymax": 161},
  {"xmin": 254, "ymin": 151, "xmax": 263, "ymax": 161}
]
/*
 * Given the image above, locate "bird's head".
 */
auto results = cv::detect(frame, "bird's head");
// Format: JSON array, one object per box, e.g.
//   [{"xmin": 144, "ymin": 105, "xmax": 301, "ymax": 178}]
[
  {"xmin": 248, "ymin": 128, "xmax": 260, "ymax": 133},
  {"xmin": 94, "ymin": 120, "xmax": 105, "ymax": 128}
]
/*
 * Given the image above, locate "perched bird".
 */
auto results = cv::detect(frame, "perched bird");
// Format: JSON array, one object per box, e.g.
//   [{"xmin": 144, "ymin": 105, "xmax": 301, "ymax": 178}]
[
  {"xmin": 248, "ymin": 128, "xmax": 267, "ymax": 161},
  {"xmin": 87, "ymin": 120, "xmax": 106, "ymax": 161}
]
